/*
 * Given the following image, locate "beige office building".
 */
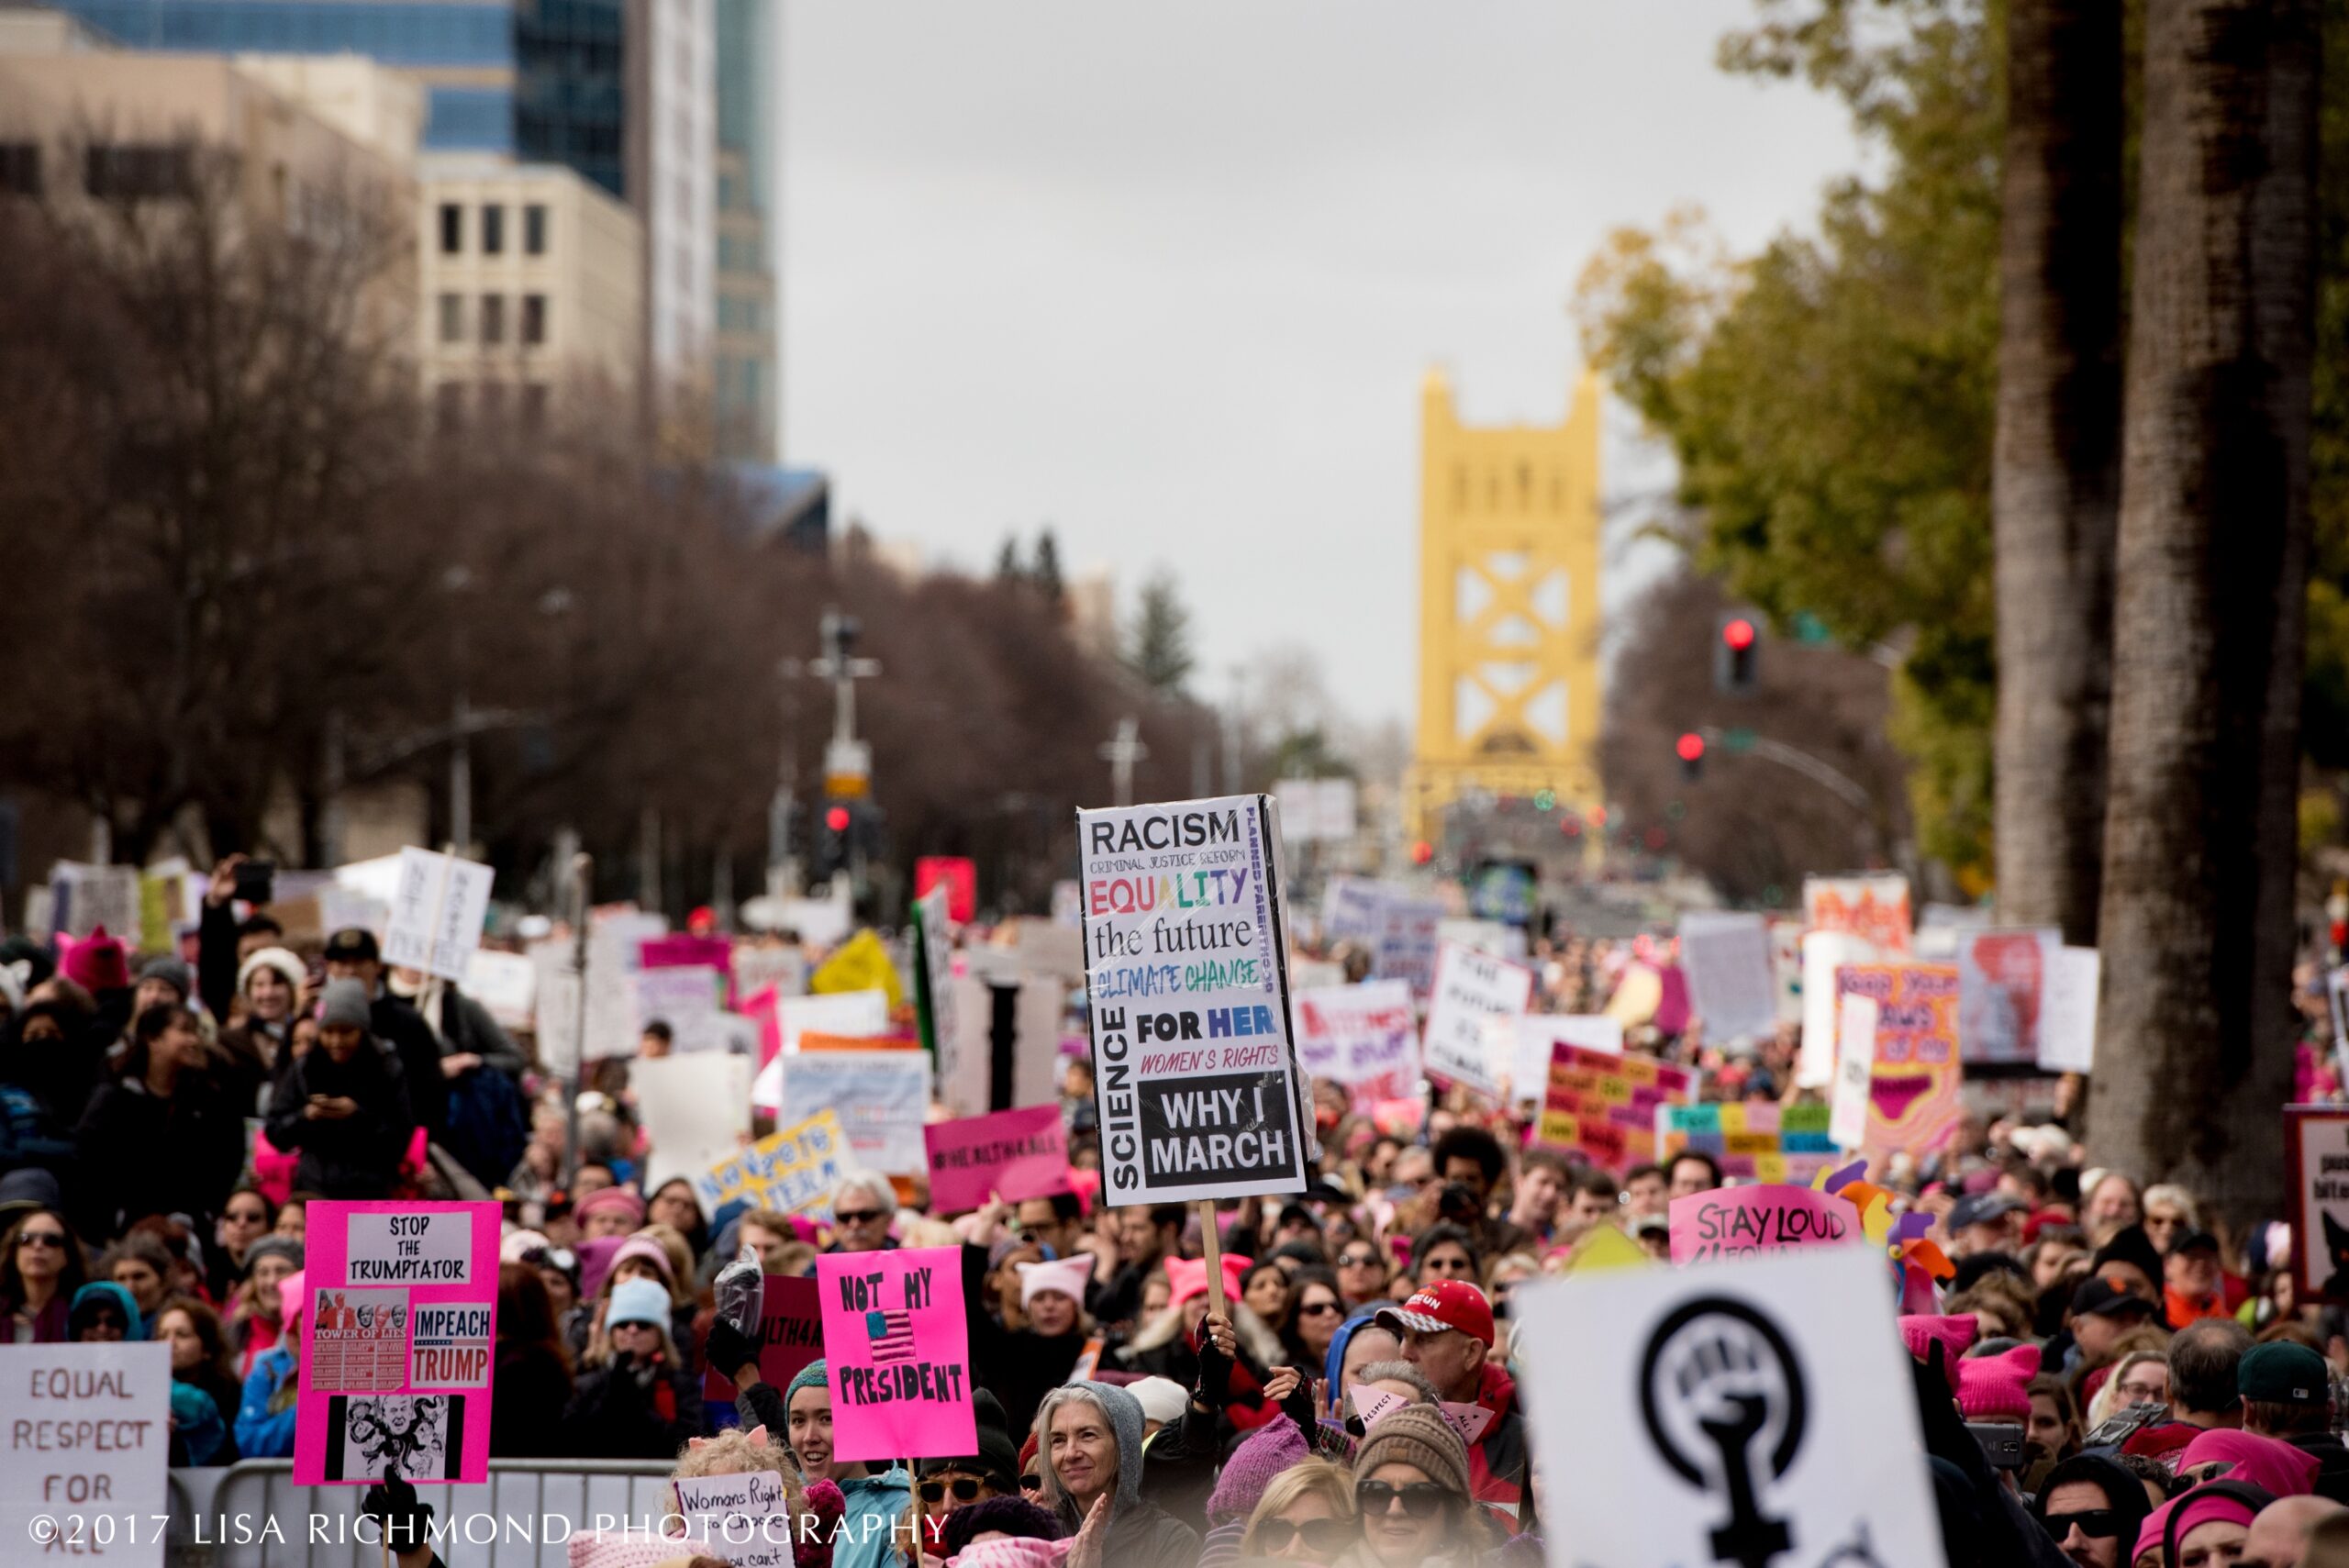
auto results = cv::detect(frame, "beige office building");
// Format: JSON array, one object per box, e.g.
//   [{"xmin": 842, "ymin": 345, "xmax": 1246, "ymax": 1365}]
[{"xmin": 417, "ymin": 154, "xmax": 643, "ymax": 425}]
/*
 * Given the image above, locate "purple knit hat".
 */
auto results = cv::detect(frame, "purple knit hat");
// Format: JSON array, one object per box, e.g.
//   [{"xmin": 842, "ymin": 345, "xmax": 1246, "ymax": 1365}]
[{"xmin": 1206, "ymin": 1413, "xmax": 1310, "ymax": 1526}]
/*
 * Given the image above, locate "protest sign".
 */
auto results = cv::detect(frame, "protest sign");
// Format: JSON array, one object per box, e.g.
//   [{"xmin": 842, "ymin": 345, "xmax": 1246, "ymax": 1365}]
[
  {"xmin": 462, "ymin": 948, "xmax": 536, "ymax": 1031},
  {"xmin": 1376, "ymin": 894, "xmax": 1444, "ymax": 996},
  {"xmin": 1294, "ymin": 981, "xmax": 1418, "ymax": 1099},
  {"xmin": 1677, "ymin": 911, "xmax": 1779, "ymax": 1042},
  {"xmin": 1320, "ymin": 875, "xmax": 1388, "ymax": 947},
  {"xmin": 1655, "ymin": 1102, "xmax": 1837, "ymax": 1185},
  {"xmin": 676, "ymin": 1469, "xmax": 796, "ymax": 1568},
  {"xmin": 642, "ymin": 932, "xmax": 732, "ymax": 974},
  {"xmin": 2288, "ymin": 1106, "xmax": 2349, "ymax": 1303},
  {"xmin": 1517, "ymin": 1243, "xmax": 1948, "ymax": 1568},
  {"xmin": 530, "ymin": 915, "xmax": 642, "ymax": 1072},
  {"xmin": 1769, "ymin": 918, "xmax": 1804, "ymax": 1026},
  {"xmin": 700, "ymin": 1273, "xmax": 823, "ymax": 1404},
  {"xmin": 1508, "ymin": 1015, "xmax": 1622, "ymax": 1109},
  {"xmin": 46, "ymin": 861, "xmax": 140, "ymax": 941},
  {"xmin": 0, "ymin": 1340, "xmax": 168, "ymax": 1566},
  {"xmin": 1537, "ymin": 1043, "xmax": 1696, "ymax": 1171},
  {"xmin": 698, "ymin": 1108, "xmax": 849, "ymax": 1215},
  {"xmin": 914, "ymin": 856, "xmax": 977, "ymax": 924},
  {"xmin": 1077, "ymin": 794, "xmax": 1309, "ymax": 1206},
  {"xmin": 1669, "ymin": 1184, "xmax": 1863, "ymax": 1264},
  {"xmin": 382, "ymin": 848, "xmax": 495, "ymax": 981},
  {"xmin": 1830, "ymin": 994, "xmax": 1876, "ymax": 1152},
  {"xmin": 1421, "ymin": 941, "xmax": 1534, "ymax": 1098},
  {"xmin": 1289, "ymin": 957, "xmax": 1345, "ymax": 991},
  {"xmin": 781, "ymin": 990, "xmax": 888, "ymax": 1054},
  {"xmin": 764, "ymin": 1051, "xmax": 930, "ymax": 1174},
  {"xmin": 943, "ymin": 962, "xmax": 1063, "ymax": 1118},
  {"xmin": 1274, "ymin": 776, "xmax": 1357, "ymax": 842},
  {"xmin": 1008, "ymin": 916, "xmax": 1085, "ymax": 980},
  {"xmin": 296, "ymin": 1200, "xmax": 497, "ymax": 1485},
  {"xmin": 1954, "ymin": 927, "xmax": 2060, "ymax": 1065},
  {"xmin": 812, "ymin": 929, "xmax": 904, "ymax": 1009},
  {"xmin": 733, "ymin": 944, "xmax": 808, "ymax": 1003},
  {"xmin": 1834, "ymin": 962, "xmax": 1964, "ymax": 1163},
  {"xmin": 1795, "ymin": 931, "xmax": 1879, "ymax": 1087},
  {"xmin": 912, "ymin": 884, "xmax": 959, "ymax": 1060},
  {"xmin": 1438, "ymin": 917, "xmax": 1529, "ymax": 961},
  {"xmin": 923, "ymin": 1104, "xmax": 1072, "ymax": 1214},
  {"xmin": 633, "ymin": 1054, "xmax": 754, "ymax": 1195},
  {"xmin": 1803, "ymin": 873, "xmax": 1913, "ymax": 951},
  {"xmin": 635, "ymin": 964, "xmax": 724, "ymax": 1034},
  {"xmin": 2036, "ymin": 945, "xmax": 2100, "ymax": 1073},
  {"xmin": 817, "ymin": 1247, "xmax": 974, "ymax": 1462}
]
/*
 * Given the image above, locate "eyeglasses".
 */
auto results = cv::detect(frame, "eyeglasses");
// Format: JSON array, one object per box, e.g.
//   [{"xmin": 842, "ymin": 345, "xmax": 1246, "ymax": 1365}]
[
  {"xmin": 1019, "ymin": 1474, "xmax": 1041, "ymax": 1493},
  {"xmin": 1298, "ymin": 1299, "xmax": 1343, "ymax": 1318},
  {"xmin": 833, "ymin": 1209, "xmax": 885, "ymax": 1226},
  {"xmin": 1253, "ymin": 1518, "xmax": 1356, "ymax": 1553},
  {"xmin": 1339, "ymin": 1252, "xmax": 1380, "ymax": 1269},
  {"xmin": 1355, "ymin": 1481, "xmax": 1449, "ymax": 1518},
  {"xmin": 2117, "ymin": 1379, "xmax": 2166, "ymax": 1402},
  {"xmin": 918, "ymin": 1478, "xmax": 982, "ymax": 1504},
  {"xmin": 17, "ymin": 1231, "xmax": 67, "ymax": 1250},
  {"xmin": 2041, "ymin": 1509, "xmax": 2122, "ymax": 1540}
]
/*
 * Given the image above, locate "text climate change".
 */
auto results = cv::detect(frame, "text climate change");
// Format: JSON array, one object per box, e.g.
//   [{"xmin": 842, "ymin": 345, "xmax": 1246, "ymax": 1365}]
[{"xmin": 1079, "ymin": 795, "xmax": 1312, "ymax": 1205}]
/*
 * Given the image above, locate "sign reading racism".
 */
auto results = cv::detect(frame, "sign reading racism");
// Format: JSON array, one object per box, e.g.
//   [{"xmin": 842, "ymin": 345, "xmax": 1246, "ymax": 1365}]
[{"xmin": 1077, "ymin": 795, "xmax": 1309, "ymax": 1205}]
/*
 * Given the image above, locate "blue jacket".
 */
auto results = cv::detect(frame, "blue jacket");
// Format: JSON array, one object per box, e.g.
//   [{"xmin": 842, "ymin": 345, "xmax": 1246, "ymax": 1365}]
[
  {"xmin": 235, "ymin": 1346, "xmax": 299, "ymax": 1459},
  {"xmin": 832, "ymin": 1465, "xmax": 911, "ymax": 1568}
]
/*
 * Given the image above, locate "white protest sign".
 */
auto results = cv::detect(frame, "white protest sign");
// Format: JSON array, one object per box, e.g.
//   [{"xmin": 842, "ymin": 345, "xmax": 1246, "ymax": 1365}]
[
  {"xmin": 48, "ymin": 862, "xmax": 140, "ymax": 940},
  {"xmin": 1517, "ymin": 1244, "xmax": 1948, "ymax": 1568},
  {"xmin": 1320, "ymin": 875, "xmax": 1388, "ymax": 947},
  {"xmin": 529, "ymin": 927, "xmax": 637, "ymax": 1073},
  {"xmin": 462, "ymin": 949, "xmax": 537, "ymax": 1031},
  {"xmin": 1830, "ymin": 994, "xmax": 1876, "ymax": 1152},
  {"xmin": 634, "ymin": 1053, "xmax": 754, "ymax": 1196},
  {"xmin": 383, "ymin": 847, "xmax": 495, "ymax": 981},
  {"xmin": 678, "ymin": 1011, "xmax": 760, "ymax": 1057},
  {"xmin": 2035, "ymin": 945, "xmax": 2100, "ymax": 1074},
  {"xmin": 347, "ymin": 1209, "xmax": 475, "ymax": 1284},
  {"xmin": 1679, "ymin": 910, "xmax": 1780, "ymax": 1043},
  {"xmin": 1376, "ymin": 893, "xmax": 1444, "ymax": 996},
  {"xmin": 1078, "ymin": 794, "xmax": 1309, "ymax": 1206},
  {"xmin": 1, "ymin": 1341, "xmax": 169, "ymax": 1565},
  {"xmin": 1797, "ymin": 931, "xmax": 1879, "ymax": 1088},
  {"xmin": 779, "ymin": 989, "xmax": 887, "ymax": 1052},
  {"xmin": 1769, "ymin": 919, "xmax": 1805, "ymax": 1026},
  {"xmin": 1273, "ymin": 777, "xmax": 1358, "ymax": 842},
  {"xmin": 733, "ymin": 944, "xmax": 809, "ymax": 1001},
  {"xmin": 1438, "ymin": 917, "xmax": 1529, "ymax": 961},
  {"xmin": 779, "ymin": 895, "xmax": 852, "ymax": 950},
  {"xmin": 1293, "ymin": 981, "xmax": 1418, "ymax": 1088},
  {"xmin": 677, "ymin": 1469, "xmax": 795, "ymax": 1568},
  {"xmin": 764, "ymin": 1050, "xmax": 930, "ymax": 1174},
  {"xmin": 1421, "ymin": 940, "xmax": 1533, "ymax": 1099},
  {"xmin": 634, "ymin": 964, "xmax": 722, "ymax": 1032},
  {"xmin": 1509, "ymin": 1014, "xmax": 1622, "ymax": 1108}
]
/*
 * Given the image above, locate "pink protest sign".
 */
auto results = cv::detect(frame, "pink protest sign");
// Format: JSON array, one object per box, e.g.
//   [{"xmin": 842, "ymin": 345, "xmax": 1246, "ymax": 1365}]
[
  {"xmin": 922, "ymin": 1105, "xmax": 1073, "ymax": 1215},
  {"xmin": 1668, "ymin": 1184, "xmax": 1863, "ymax": 1266},
  {"xmin": 701, "ymin": 1273, "xmax": 824, "ymax": 1404},
  {"xmin": 817, "ymin": 1246, "xmax": 974, "ymax": 1462},
  {"xmin": 295, "ymin": 1200, "xmax": 499, "ymax": 1485},
  {"xmin": 642, "ymin": 933, "xmax": 734, "ymax": 973}
]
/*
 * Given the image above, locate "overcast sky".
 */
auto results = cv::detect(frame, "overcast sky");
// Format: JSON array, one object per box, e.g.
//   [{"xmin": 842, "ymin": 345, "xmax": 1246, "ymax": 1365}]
[{"xmin": 777, "ymin": 2, "xmax": 1860, "ymax": 726}]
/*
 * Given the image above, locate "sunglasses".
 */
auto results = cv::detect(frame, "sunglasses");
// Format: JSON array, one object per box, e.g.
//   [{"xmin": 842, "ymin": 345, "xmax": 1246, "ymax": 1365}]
[
  {"xmin": 2041, "ymin": 1509, "xmax": 2122, "ymax": 1540},
  {"xmin": 1339, "ymin": 1251, "xmax": 1380, "ymax": 1268},
  {"xmin": 833, "ymin": 1209, "xmax": 885, "ymax": 1226},
  {"xmin": 1297, "ymin": 1299, "xmax": 1343, "ymax": 1318},
  {"xmin": 17, "ymin": 1232, "xmax": 67, "ymax": 1250},
  {"xmin": 1355, "ymin": 1481, "xmax": 1450, "ymax": 1518},
  {"xmin": 918, "ymin": 1478, "xmax": 982, "ymax": 1504},
  {"xmin": 1254, "ymin": 1518, "xmax": 1355, "ymax": 1553},
  {"xmin": 1019, "ymin": 1474, "xmax": 1042, "ymax": 1493}
]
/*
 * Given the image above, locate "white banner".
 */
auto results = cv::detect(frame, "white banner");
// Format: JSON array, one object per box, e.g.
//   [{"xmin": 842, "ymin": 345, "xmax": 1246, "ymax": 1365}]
[
  {"xmin": 1293, "ymin": 980, "xmax": 1418, "ymax": 1086},
  {"xmin": 761, "ymin": 1050, "xmax": 930, "ymax": 1175},
  {"xmin": 1420, "ymin": 940, "xmax": 1533, "ymax": 1099},
  {"xmin": 1678, "ymin": 910, "xmax": 1779, "ymax": 1044},
  {"xmin": 2036, "ymin": 945, "xmax": 2100, "ymax": 1074},
  {"xmin": 634, "ymin": 1054, "xmax": 754, "ymax": 1196},
  {"xmin": 382, "ymin": 847, "xmax": 495, "ymax": 981}
]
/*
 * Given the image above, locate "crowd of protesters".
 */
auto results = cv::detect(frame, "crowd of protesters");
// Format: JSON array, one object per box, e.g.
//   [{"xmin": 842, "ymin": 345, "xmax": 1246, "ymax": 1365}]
[{"xmin": 6, "ymin": 858, "xmax": 2349, "ymax": 1568}]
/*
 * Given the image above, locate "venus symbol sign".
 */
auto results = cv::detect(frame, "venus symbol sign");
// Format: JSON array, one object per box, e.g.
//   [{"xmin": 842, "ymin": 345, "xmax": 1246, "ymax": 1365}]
[{"xmin": 1640, "ymin": 1296, "xmax": 1809, "ymax": 1568}]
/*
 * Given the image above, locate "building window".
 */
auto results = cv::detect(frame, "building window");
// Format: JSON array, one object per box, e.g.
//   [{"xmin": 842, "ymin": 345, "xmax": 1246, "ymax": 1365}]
[
  {"xmin": 480, "ymin": 294, "xmax": 506, "ymax": 345},
  {"xmin": 84, "ymin": 143, "xmax": 194, "ymax": 200},
  {"xmin": 524, "ymin": 203, "xmax": 547, "ymax": 254},
  {"xmin": 520, "ymin": 384, "xmax": 548, "ymax": 428},
  {"xmin": 481, "ymin": 203, "xmax": 505, "ymax": 255},
  {"xmin": 520, "ymin": 294, "xmax": 546, "ymax": 345},
  {"xmin": 438, "ymin": 292, "xmax": 465, "ymax": 343},
  {"xmin": 478, "ymin": 381, "xmax": 506, "ymax": 421},
  {"xmin": 0, "ymin": 143, "xmax": 42, "ymax": 196},
  {"xmin": 439, "ymin": 202, "xmax": 462, "ymax": 253}
]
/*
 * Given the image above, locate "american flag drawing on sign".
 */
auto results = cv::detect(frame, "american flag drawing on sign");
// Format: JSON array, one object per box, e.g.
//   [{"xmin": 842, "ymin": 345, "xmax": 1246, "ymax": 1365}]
[{"xmin": 867, "ymin": 1308, "xmax": 916, "ymax": 1364}]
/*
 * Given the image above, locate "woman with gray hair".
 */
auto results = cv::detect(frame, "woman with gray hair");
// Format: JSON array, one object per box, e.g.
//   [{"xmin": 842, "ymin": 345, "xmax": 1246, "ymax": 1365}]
[{"xmin": 1031, "ymin": 1379, "xmax": 1198, "ymax": 1568}]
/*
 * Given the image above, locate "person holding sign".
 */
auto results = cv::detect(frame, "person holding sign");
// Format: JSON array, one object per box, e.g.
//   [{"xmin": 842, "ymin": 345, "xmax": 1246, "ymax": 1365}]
[{"xmin": 1031, "ymin": 1380, "xmax": 1200, "ymax": 1568}]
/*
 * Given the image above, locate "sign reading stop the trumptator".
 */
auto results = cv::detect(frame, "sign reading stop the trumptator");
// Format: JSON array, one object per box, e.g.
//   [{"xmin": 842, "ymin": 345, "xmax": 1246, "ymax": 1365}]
[{"xmin": 1078, "ymin": 794, "xmax": 1310, "ymax": 1205}]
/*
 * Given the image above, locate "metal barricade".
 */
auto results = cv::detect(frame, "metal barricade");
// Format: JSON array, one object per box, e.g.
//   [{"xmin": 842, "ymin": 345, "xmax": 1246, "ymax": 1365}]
[{"xmin": 163, "ymin": 1460, "xmax": 674, "ymax": 1568}]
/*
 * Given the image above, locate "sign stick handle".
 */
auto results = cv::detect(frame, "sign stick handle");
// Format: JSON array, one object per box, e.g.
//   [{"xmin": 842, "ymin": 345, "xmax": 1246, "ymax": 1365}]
[{"xmin": 1199, "ymin": 1198, "xmax": 1227, "ymax": 1319}]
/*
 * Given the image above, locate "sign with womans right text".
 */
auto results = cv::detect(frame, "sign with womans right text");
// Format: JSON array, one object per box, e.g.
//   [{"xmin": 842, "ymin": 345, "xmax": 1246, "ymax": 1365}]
[{"xmin": 1077, "ymin": 795, "xmax": 1309, "ymax": 1205}]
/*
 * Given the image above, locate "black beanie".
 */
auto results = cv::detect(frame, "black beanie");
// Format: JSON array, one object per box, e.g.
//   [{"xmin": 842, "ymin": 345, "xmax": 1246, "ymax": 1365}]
[
  {"xmin": 940, "ymin": 1496, "xmax": 1064, "ymax": 1556},
  {"xmin": 916, "ymin": 1388, "xmax": 1021, "ymax": 1488}
]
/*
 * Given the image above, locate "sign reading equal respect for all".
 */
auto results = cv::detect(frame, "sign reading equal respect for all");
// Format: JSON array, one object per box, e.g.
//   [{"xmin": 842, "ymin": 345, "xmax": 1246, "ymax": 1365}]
[{"xmin": 1077, "ymin": 794, "xmax": 1311, "ymax": 1205}]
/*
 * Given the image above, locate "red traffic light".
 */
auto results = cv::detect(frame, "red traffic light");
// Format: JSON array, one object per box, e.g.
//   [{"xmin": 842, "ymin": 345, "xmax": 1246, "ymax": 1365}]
[
  {"xmin": 825, "ymin": 806, "xmax": 852, "ymax": 832},
  {"xmin": 1675, "ymin": 732, "xmax": 1707, "ymax": 762},
  {"xmin": 1409, "ymin": 840, "xmax": 1434, "ymax": 865},
  {"xmin": 1721, "ymin": 617, "xmax": 1756, "ymax": 651}
]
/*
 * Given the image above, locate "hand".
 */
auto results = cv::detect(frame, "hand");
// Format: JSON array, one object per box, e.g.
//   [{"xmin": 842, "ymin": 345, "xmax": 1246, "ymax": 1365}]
[
  {"xmin": 704, "ymin": 1318, "xmax": 762, "ymax": 1389},
  {"xmin": 360, "ymin": 1475, "xmax": 436, "ymax": 1563},
  {"xmin": 310, "ymin": 1096, "xmax": 357, "ymax": 1120},
  {"xmin": 206, "ymin": 854, "xmax": 246, "ymax": 908},
  {"xmin": 1311, "ymin": 1376, "xmax": 1330, "ymax": 1414},
  {"xmin": 440, "ymin": 1052, "xmax": 483, "ymax": 1078},
  {"xmin": 1204, "ymin": 1318, "xmax": 1237, "ymax": 1360},
  {"xmin": 1262, "ymin": 1365, "xmax": 1302, "ymax": 1405}
]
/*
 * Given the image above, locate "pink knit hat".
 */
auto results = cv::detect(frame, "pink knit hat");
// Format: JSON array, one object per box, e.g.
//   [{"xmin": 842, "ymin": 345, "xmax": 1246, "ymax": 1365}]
[
  {"xmin": 1955, "ymin": 1342, "xmax": 2040, "ymax": 1422},
  {"xmin": 1898, "ymin": 1313, "xmax": 1979, "ymax": 1366},
  {"xmin": 565, "ymin": 1529, "xmax": 694, "ymax": 1568},
  {"xmin": 60, "ymin": 927, "xmax": 131, "ymax": 994},
  {"xmin": 1206, "ymin": 1412, "xmax": 1309, "ymax": 1525},
  {"xmin": 608, "ymin": 1236, "xmax": 674, "ymax": 1284},
  {"xmin": 950, "ymin": 1540, "xmax": 1074, "ymax": 1568},
  {"xmin": 1163, "ymin": 1253, "xmax": 1250, "ymax": 1309},
  {"xmin": 573, "ymin": 1186, "xmax": 648, "ymax": 1229}
]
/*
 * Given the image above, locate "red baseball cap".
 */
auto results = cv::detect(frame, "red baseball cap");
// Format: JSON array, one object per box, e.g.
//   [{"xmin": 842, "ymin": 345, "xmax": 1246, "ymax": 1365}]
[{"xmin": 1375, "ymin": 1279, "xmax": 1495, "ymax": 1348}]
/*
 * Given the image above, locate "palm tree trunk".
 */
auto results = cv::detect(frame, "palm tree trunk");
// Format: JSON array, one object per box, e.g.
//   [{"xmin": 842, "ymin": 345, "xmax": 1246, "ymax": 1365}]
[
  {"xmin": 1993, "ymin": 0, "xmax": 2124, "ymax": 946},
  {"xmin": 2090, "ymin": 0, "xmax": 2320, "ymax": 1223}
]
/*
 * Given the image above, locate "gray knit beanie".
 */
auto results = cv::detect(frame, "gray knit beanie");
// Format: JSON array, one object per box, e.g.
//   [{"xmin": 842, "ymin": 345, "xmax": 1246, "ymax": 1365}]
[
  {"xmin": 319, "ymin": 977, "xmax": 372, "ymax": 1030},
  {"xmin": 1352, "ymin": 1404, "xmax": 1472, "ymax": 1504}
]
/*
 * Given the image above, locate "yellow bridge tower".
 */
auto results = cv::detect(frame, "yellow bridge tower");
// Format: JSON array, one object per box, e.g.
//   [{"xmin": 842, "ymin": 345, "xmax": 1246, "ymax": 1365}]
[{"xmin": 1405, "ymin": 370, "xmax": 1603, "ymax": 841}]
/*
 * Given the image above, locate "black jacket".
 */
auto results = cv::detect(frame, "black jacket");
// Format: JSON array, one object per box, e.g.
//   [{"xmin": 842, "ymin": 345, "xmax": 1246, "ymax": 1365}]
[
  {"xmin": 562, "ymin": 1354, "xmax": 703, "ymax": 1459},
  {"xmin": 370, "ymin": 993, "xmax": 448, "ymax": 1140},
  {"xmin": 264, "ymin": 1041, "xmax": 416, "ymax": 1199},
  {"xmin": 2292, "ymin": 1431, "xmax": 2349, "ymax": 1505},
  {"xmin": 73, "ymin": 1067, "xmax": 248, "ymax": 1238},
  {"xmin": 490, "ymin": 1340, "xmax": 574, "ymax": 1458}
]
